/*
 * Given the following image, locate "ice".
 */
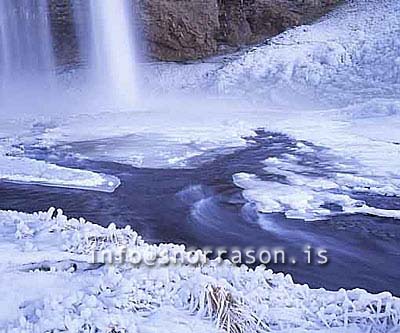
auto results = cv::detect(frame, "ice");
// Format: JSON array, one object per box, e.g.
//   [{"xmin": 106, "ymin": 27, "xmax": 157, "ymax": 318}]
[
  {"xmin": 233, "ymin": 148, "xmax": 400, "ymax": 221},
  {"xmin": 1, "ymin": 0, "xmax": 398, "ymax": 210},
  {"xmin": 1, "ymin": 0, "xmax": 399, "ymax": 177},
  {"xmin": 234, "ymin": 171, "xmax": 400, "ymax": 221},
  {"xmin": 200, "ymin": 0, "xmax": 400, "ymax": 223},
  {"xmin": 0, "ymin": 208, "xmax": 398, "ymax": 332},
  {"xmin": 0, "ymin": 155, "xmax": 120, "ymax": 192},
  {"xmin": 24, "ymin": 100, "xmax": 258, "ymax": 168},
  {"xmin": 210, "ymin": 0, "xmax": 400, "ymax": 180},
  {"xmin": 215, "ymin": 0, "xmax": 400, "ymax": 102},
  {"xmin": 13, "ymin": 0, "xmax": 398, "ymax": 180}
]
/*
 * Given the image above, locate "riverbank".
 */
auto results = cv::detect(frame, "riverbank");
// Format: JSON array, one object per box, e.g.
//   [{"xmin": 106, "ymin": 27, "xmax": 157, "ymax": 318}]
[{"xmin": 0, "ymin": 208, "xmax": 398, "ymax": 332}]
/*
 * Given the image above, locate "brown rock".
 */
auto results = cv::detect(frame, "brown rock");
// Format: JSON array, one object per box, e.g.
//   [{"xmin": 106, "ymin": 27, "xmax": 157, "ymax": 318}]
[
  {"xmin": 49, "ymin": 0, "xmax": 342, "ymax": 65},
  {"xmin": 137, "ymin": 0, "xmax": 220, "ymax": 61},
  {"xmin": 137, "ymin": 0, "xmax": 342, "ymax": 61}
]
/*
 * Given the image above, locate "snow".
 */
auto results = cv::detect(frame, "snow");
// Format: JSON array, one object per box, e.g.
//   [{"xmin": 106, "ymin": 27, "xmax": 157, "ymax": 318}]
[
  {"xmin": 0, "ymin": 118, "xmax": 119, "ymax": 192},
  {"xmin": 233, "ymin": 149, "xmax": 400, "ymax": 221},
  {"xmin": 0, "ymin": 208, "xmax": 399, "ymax": 332},
  {"xmin": 205, "ymin": 0, "xmax": 398, "ymax": 222},
  {"xmin": 215, "ymin": 0, "xmax": 400, "ymax": 101},
  {"xmin": 0, "ymin": 154, "xmax": 120, "ymax": 192},
  {"xmin": 212, "ymin": 0, "xmax": 400, "ymax": 171},
  {"xmin": 2, "ymin": 0, "xmax": 398, "ymax": 183}
]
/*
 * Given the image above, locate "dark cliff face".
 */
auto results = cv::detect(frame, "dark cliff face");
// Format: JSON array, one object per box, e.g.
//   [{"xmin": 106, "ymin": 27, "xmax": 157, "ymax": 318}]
[
  {"xmin": 49, "ymin": 0, "xmax": 85, "ymax": 67},
  {"xmin": 138, "ymin": 0, "xmax": 341, "ymax": 61},
  {"xmin": 50, "ymin": 0, "xmax": 341, "ymax": 66},
  {"xmin": 137, "ymin": 0, "xmax": 220, "ymax": 61}
]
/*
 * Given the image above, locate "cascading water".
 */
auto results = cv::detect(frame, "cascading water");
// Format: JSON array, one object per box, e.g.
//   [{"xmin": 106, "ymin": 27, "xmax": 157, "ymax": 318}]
[
  {"xmin": 0, "ymin": 0, "xmax": 55, "ymax": 91},
  {"xmin": 0, "ymin": 0, "xmax": 137, "ymax": 113},
  {"xmin": 88, "ymin": 0, "xmax": 137, "ymax": 104}
]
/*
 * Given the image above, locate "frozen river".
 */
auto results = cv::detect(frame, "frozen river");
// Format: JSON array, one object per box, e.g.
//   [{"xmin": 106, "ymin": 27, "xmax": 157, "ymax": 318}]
[{"xmin": 1, "ymin": 130, "xmax": 399, "ymax": 295}]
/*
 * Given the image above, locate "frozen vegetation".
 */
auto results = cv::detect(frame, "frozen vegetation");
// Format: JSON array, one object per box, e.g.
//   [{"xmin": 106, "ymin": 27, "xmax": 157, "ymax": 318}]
[{"xmin": 0, "ymin": 208, "xmax": 399, "ymax": 332}]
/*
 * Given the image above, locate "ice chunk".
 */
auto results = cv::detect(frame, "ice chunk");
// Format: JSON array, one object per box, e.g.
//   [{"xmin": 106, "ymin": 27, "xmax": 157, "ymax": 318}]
[
  {"xmin": 233, "ymin": 152, "xmax": 400, "ymax": 221},
  {"xmin": 0, "ymin": 155, "xmax": 120, "ymax": 192}
]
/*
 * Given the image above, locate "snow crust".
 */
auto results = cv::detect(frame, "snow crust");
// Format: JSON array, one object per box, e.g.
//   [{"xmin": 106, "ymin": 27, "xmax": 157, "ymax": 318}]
[
  {"xmin": 212, "ymin": 0, "xmax": 400, "ymax": 176},
  {"xmin": 215, "ymin": 0, "xmax": 400, "ymax": 102},
  {"xmin": 0, "ymin": 208, "xmax": 399, "ymax": 332}
]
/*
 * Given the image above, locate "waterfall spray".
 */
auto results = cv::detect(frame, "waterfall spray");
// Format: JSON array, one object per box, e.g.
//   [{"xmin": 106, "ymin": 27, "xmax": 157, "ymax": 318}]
[
  {"xmin": 0, "ymin": 0, "xmax": 54, "ymax": 88},
  {"xmin": 0, "ymin": 0, "xmax": 138, "ymax": 114}
]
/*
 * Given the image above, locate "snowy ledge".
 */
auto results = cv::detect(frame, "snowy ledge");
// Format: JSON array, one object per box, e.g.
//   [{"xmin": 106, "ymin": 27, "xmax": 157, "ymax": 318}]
[
  {"xmin": 0, "ymin": 156, "xmax": 120, "ymax": 192},
  {"xmin": 0, "ymin": 208, "xmax": 399, "ymax": 333}
]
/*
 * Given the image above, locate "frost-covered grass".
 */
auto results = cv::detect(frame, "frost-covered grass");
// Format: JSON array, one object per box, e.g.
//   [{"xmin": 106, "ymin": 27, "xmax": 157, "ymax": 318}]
[{"xmin": 0, "ymin": 208, "xmax": 399, "ymax": 332}]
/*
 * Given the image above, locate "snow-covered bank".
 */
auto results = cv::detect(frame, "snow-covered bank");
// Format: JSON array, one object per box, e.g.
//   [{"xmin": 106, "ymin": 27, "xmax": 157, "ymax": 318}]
[
  {"xmin": 215, "ymin": 0, "xmax": 400, "ymax": 103},
  {"xmin": 212, "ymin": 0, "xmax": 400, "ymax": 162},
  {"xmin": 0, "ymin": 208, "xmax": 399, "ymax": 332},
  {"xmin": 209, "ymin": 0, "xmax": 400, "ymax": 221}
]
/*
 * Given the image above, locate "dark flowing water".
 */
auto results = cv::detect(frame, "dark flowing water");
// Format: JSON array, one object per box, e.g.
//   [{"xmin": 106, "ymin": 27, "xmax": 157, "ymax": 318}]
[{"xmin": 1, "ymin": 130, "xmax": 399, "ymax": 295}]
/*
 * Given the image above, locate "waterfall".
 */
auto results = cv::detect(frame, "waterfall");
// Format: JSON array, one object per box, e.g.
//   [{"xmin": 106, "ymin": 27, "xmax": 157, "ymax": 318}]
[
  {"xmin": 89, "ymin": 0, "xmax": 137, "ymax": 104},
  {"xmin": 0, "ymin": 0, "xmax": 137, "ymax": 112},
  {"xmin": 0, "ymin": 0, "xmax": 55, "ymax": 89}
]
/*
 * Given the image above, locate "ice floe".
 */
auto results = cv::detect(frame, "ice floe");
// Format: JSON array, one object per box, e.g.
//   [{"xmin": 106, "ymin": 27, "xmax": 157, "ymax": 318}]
[
  {"xmin": 233, "ymin": 145, "xmax": 400, "ymax": 221},
  {"xmin": 0, "ymin": 155, "xmax": 119, "ymax": 192}
]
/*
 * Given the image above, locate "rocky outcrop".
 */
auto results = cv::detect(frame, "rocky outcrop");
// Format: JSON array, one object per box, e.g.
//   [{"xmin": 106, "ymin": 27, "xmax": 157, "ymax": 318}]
[
  {"xmin": 49, "ymin": 0, "xmax": 84, "ymax": 67},
  {"xmin": 217, "ymin": 0, "xmax": 340, "ymax": 46},
  {"xmin": 138, "ymin": 0, "xmax": 341, "ymax": 61},
  {"xmin": 50, "ymin": 0, "xmax": 341, "ymax": 65},
  {"xmin": 137, "ymin": 0, "xmax": 220, "ymax": 61}
]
